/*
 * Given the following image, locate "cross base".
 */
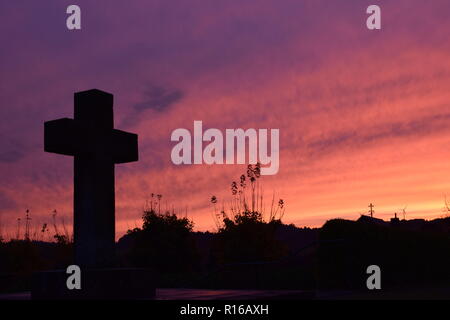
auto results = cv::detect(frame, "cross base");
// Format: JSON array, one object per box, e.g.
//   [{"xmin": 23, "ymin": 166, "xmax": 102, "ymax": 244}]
[{"xmin": 32, "ymin": 268, "xmax": 156, "ymax": 300}]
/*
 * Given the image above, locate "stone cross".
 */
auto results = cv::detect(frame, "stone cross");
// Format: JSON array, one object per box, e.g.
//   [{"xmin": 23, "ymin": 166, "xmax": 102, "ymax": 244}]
[{"xmin": 44, "ymin": 89, "xmax": 138, "ymax": 268}]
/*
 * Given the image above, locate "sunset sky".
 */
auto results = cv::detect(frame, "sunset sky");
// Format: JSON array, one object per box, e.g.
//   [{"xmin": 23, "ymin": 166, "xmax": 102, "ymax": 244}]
[{"xmin": 1, "ymin": 0, "xmax": 450, "ymax": 239}]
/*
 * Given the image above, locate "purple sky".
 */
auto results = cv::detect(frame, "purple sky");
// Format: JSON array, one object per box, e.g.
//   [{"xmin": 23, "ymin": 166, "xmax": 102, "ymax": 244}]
[{"xmin": 1, "ymin": 0, "xmax": 450, "ymax": 239}]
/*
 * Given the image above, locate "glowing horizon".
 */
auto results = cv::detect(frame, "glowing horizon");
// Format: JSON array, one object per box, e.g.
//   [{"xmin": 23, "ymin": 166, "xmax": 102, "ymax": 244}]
[{"xmin": 1, "ymin": 0, "xmax": 450, "ymax": 240}]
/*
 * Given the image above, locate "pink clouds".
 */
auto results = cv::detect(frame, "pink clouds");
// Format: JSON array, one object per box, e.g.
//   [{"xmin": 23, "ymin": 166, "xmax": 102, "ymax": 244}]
[{"xmin": 1, "ymin": 0, "xmax": 450, "ymax": 239}]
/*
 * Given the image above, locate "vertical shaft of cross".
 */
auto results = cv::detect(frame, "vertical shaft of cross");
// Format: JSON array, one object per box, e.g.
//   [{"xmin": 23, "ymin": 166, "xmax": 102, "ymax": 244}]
[
  {"xmin": 74, "ymin": 154, "xmax": 115, "ymax": 267},
  {"xmin": 73, "ymin": 90, "xmax": 115, "ymax": 268}
]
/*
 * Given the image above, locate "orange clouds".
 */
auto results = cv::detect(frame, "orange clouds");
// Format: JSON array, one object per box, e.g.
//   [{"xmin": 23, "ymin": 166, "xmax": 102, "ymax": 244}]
[{"xmin": 1, "ymin": 0, "xmax": 450, "ymax": 240}]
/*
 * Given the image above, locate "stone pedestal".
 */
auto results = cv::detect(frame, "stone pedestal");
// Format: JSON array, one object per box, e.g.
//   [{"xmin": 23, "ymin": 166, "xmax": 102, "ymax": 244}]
[{"xmin": 32, "ymin": 268, "xmax": 155, "ymax": 300}]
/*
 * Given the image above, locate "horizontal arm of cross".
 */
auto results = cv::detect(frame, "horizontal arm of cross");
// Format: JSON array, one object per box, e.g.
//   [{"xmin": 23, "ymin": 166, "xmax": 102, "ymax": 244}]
[
  {"xmin": 45, "ymin": 118, "xmax": 138, "ymax": 163},
  {"xmin": 44, "ymin": 118, "xmax": 78, "ymax": 156},
  {"xmin": 112, "ymin": 129, "xmax": 138, "ymax": 164}
]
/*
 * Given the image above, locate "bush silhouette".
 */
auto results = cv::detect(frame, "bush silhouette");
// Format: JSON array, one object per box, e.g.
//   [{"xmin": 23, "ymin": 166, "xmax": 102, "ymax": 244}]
[
  {"xmin": 120, "ymin": 208, "xmax": 199, "ymax": 274},
  {"xmin": 213, "ymin": 212, "xmax": 287, "ymax": 265},
  {"xmin": 210, "ymin": 165, "xmax": 288, "ymax": 265}
]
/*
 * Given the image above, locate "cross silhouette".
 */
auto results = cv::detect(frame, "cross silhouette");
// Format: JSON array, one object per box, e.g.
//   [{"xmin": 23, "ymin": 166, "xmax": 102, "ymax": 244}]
[
  {"xmin": 44, "ymin": 89, "xmax": 138, "ymax": 268},
  {"xmin": 368, "ymin": 203, "xmax": 375, "ymax": 217}
]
